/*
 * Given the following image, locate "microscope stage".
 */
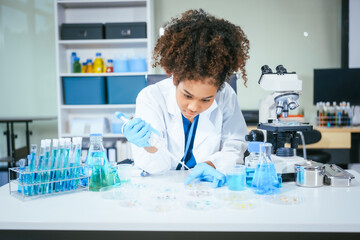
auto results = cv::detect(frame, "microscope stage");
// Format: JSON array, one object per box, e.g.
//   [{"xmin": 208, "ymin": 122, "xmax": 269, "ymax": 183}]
[{"xmin": 258, "ymin": 122, "xmax": 312, "ymax": 132}]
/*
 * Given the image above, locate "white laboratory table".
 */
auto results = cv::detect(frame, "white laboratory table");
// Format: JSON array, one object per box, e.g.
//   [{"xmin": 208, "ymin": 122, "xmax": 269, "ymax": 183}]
[{"xmin": 1, "ymin": 170, "xmax": 360, "ymax": 239}]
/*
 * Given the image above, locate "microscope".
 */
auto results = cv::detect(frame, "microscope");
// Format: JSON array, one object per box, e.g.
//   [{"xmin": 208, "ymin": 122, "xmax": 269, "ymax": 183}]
[{"xmin": 246, "ymin": 65, "xmax": 312, "ymax": 178}]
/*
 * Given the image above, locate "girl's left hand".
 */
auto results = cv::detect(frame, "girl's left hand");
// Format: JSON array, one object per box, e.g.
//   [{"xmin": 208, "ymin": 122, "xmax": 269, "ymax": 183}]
[{"xmin": 184, "ymin": 162, "xmax": 226, "ymax": 188}]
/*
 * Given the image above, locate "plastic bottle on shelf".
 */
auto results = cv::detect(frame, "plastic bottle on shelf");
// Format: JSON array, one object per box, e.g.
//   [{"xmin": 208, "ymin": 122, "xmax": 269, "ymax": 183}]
[
  {"xmin": 93, "ymin": 53, "xmax": 104, "ymax": 73},
  {"xmin": 106, "ymin": 59, "xmax": 114, "ymax": 73},
  {"xmin": 81, "ymin": 62, "xmax": 87, "ymax": 73},
  {"xmin": 346, "ymin": 102, "xmax": 352, "ymax": 126},
  {"xmin": 325, "ymin": 102, "xmax": 331, "ymax": 127},
  {"xmin": 73, "ymin": 57, "xmax": 81, "ymax": 73},
  {"xmin": 86, "ymin": 59, "xmax": 93, "ymax": 73},
  {"xmin": 332, "ymin": 101, "xmax": 337, "ymax": 127},
  {"xmin": 70, "ymin": 52, "xmax": 76, "ymax": 73}
]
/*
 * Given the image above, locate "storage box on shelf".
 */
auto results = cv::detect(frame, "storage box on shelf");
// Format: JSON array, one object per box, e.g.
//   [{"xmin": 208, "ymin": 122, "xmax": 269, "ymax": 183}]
[
  {"xmin": 107, "ymin": 75, "xmax": 147, "ymax": 104},
  {"xmin": 55, "ymin": 0, "xmax": 154, "ymax": 139},
  {"xmin": 63, "ymin": 77, "xmax": 106, "ymax": 105}
]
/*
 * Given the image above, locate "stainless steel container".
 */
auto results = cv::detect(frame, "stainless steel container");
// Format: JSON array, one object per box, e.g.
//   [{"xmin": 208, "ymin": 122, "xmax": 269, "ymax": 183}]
[
  {"xmin": 324, "ymin": 164, "xmax": 355, "ymax": 187},
  {"xmin": 295, "ymin": 161, "xmax": 325, "ymax": 187}
]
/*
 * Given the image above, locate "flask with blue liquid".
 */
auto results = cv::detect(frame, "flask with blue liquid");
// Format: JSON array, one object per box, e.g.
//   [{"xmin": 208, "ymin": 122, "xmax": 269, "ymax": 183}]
[
  {"xmin": 251, "ymin": 143, "xmax": 280, "ymax": 195},
  {"xmin": 245, "ymin": 141, "xmax": 262, "ymax": 187},
  {"xmin": 84, "ymin": 133, "xmax": 110, "ymax": 189}
]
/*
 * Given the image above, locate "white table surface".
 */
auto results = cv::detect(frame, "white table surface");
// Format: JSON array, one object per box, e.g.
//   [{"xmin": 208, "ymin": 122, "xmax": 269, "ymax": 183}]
[{"xmin": 1, "ymin": 170, "xmax": 360, "ymax": 233}]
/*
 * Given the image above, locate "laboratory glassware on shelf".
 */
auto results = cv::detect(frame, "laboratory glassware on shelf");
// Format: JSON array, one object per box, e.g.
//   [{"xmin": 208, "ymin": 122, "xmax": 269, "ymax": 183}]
[
  {"xmin": 8, "ymin": 138, "xmax": 90, "ymax": 200},
  {"xmin": 251, "ymin": 143, "xmax": 281, "ymax": 195},
  {"xmin": 316, "ymin": 101, "xmax": 353, "ymax": 127}
]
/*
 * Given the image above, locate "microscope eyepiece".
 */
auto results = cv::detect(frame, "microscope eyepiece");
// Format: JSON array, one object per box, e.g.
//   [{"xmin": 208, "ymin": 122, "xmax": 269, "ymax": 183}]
[
  {"xmin": 276, "ymin": 65, "xmax": 287, "ymax": 75},
  {"xmin": 261, "ymin": 65, "xmax": 273, "ymax": 74}
]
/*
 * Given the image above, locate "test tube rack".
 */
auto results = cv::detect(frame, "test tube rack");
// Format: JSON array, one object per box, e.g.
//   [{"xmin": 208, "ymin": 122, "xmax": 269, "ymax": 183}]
[{"xmin": 8, "ymin": 164, "xmax": 90, "ymax": 200}]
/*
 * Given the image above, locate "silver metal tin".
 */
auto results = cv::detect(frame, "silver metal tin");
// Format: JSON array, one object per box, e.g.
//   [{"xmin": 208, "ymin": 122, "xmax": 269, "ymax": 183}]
[
  {"xmin": 324, "ymin": 164, "xmax": 355, "ymax": 187},
  {"xmin": 295, "ymin": 161, "xmax": 325, "ymax": 187}
]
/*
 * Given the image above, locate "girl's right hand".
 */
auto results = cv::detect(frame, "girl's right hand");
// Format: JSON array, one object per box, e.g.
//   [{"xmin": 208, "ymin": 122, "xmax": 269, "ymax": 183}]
[{"xmin": 123, "ymin": 118, "xmax": 152, "ymax": 148}]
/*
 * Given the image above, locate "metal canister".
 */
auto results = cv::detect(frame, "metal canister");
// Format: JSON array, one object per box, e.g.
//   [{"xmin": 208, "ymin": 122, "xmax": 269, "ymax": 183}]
[{"xmin": 295, "ymin": 161, "xmax": 325, "ymax": 187}]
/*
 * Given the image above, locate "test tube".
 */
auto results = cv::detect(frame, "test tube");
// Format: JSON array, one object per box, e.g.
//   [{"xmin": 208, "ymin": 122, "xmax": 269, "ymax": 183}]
[
  {"xmin": 18, "ymin": 158, "xmax": 26, "ymax": 194},
  {"xmin": 48, "ymin": 139, "xmax": 59, "ymax": 194},
  {"xmin": 55, "ymin": 139, "xmax": 65, "ymax": 192},
  {"xmin": 61, "ymin": 138, "xmax": 71, "ymax": 191},
  {"xmin": 28, "ymin": 145, "xmax": 37, "ymax": 196}
]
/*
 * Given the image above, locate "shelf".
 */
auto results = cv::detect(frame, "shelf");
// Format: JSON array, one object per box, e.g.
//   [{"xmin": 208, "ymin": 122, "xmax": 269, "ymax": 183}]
[
  {"xmin": 60, "ymin": 72, "xmax": 147, "ymax": 77},
  {"xmin": 59, "ymin": 39, "xmax": 148, "ymax": 49},
  {"xmin": 61, "ymin": 104, "xmax": 136, "ymax": 109},
  {"xmin": 61, "ymin": 133, "xmax": 125, "ymax": 138},
  {"xmin": 57, "ymin": 0, "xmax": 147, "ymax": 8}
]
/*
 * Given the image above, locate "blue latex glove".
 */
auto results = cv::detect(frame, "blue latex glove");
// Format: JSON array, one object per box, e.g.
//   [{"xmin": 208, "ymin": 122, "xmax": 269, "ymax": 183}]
[
  {"xmin": 184, "ymin": 162, "xmax": 226, "ymax": 188},
  {"xmin": 123, "ymin": 118, "xmax": 152, "ymax": 148}
]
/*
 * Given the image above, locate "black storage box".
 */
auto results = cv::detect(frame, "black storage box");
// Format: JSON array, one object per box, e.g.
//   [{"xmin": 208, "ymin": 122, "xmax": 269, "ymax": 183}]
[
  {"xmin": 105, "ymin": 22, "xmax": 147, "ymax": 39},
  {"xmin": 61, "ymin": 23, "xmax": 104, "ymax": 40}
]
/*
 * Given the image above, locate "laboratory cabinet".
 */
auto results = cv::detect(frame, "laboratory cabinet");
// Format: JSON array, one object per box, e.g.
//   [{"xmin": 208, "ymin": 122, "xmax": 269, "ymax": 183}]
[{"xmin": 54, "ymin": 0, "xmax": 154, "ymax": 139}]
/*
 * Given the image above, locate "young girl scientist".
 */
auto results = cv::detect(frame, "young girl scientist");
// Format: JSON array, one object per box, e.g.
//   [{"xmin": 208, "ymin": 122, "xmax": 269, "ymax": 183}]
[{"xmin": 118, "ymin": 9, "xmax": 250, "ymax": 187}]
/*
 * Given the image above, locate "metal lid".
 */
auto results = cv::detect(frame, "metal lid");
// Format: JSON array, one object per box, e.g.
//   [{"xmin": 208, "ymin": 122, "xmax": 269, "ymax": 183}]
[{"xmin": 295, "ymin": 161, "xmax": 324, "ymax": 171}]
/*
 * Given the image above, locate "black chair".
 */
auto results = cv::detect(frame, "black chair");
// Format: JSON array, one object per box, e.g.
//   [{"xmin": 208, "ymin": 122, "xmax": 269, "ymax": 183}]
[
  {"xmin": 295, "ymin": 129, "xmax": 331, "ymax": 164},
  {"xmin": 146, "ymin": 74, "xmax": 238, "ymax": 94}
]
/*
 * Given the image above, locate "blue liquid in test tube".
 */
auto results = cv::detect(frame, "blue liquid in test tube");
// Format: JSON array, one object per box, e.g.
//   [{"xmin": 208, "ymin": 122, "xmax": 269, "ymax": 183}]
[
  {"xmin": 55, "ymin": 139, "xmax": 65, "ymax": 193},
  {"xmin": 27, "ymin": 145, "xmax": 37, "ymax": 196},
  {"xmin": 48, "ymin": 139, "xmax": 58, "ymax": 194}
]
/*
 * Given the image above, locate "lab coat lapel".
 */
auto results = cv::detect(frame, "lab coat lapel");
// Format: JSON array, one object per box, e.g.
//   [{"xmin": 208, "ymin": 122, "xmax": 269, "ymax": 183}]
[
  {"xmin": 166, "ymin": 85, "xmax": 185, "ymax": 155},
  {"xmin": 194, "ymin": 100, "xmax": 217, "ymax": 149}
]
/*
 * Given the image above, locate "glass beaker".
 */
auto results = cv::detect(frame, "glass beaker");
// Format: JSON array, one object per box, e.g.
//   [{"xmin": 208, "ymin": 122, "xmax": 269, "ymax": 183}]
[
  {"xmin": 226, "ymin": 165, "xmax": 246, "ymax": 191},
  {"xmin": 251, "ymin": 143, "xmax": 280, "ymax": 195},
  {"xmin": 89, "ymin": 157, "xmax": 109, "ymax": 192}
]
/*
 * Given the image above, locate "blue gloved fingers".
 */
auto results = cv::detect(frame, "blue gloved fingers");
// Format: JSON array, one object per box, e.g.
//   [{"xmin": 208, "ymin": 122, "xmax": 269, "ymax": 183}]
[
  {"xmin": 184, "ymin": 168, "xmax": 203, "ymax": 185},
  {"xmin": 212, "ymin": 175, "xmax": 226, "ymax": 188},
  {"xmin": 135, "ymin": 123, "xmax": 151, "ymax": 140},
  {"xmin": 115, "ymin": 112, "xmax": 130, "ymax": 119},
  {"xmin": 199, "ymin": 175, "xmax": 214, "ymax": 182},
  {"xmin": 212, "ymin": 178, "xmax": 220, "ymax": 188},
  {"xmin": 135, "ymin": 130, "xmax": 152, "ymax": 147},
  {"xmin": 123, "ymin": 118, "xmax": 143, "ymax": 134},
  {"xmin": 125, "ymin": 120, "xmax": 145, "ymax": 137}
]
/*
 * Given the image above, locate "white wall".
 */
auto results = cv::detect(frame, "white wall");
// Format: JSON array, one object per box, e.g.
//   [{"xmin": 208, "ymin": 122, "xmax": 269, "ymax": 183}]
[
  {"xmin": 154, "ymin": 0, "xmax": 342, "ymax": 119},
  {"xmin": 349, "ymin": 0, "xmax": 360, "ymax": 68},
  {"xmin": 0, "ymin": 0, "xmax": 57, "ymax": 161},
  {"xmin": 0, "ymin": 0, "xmax": 342, "ymax": 159}
]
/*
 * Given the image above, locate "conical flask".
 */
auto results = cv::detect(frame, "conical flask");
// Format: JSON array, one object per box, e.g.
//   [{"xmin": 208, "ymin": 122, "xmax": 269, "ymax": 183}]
[
  {"xmin": 251, "ymin": 143, "xmax": 280, "ymax": 195},
  {"xmin": 83, "ymin": 133, "xmax": 110, "ymax": 186},
  {"xmin": 89, "ymin": 157, "xmax": 109, "ymax": 192}
]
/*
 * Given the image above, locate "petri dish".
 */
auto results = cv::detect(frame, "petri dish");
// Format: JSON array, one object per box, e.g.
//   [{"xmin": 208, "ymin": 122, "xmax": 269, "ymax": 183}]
[
  {"xmin": 118, "ymin": 199, "xmax": 142, "ymax": 208},
  {"xmin": 185, "ymin": 199, "xmax": 222, "ymax": 211},
  {"xmin": 185, "ymin": 181, "xmax": 213, "ymax": 198},
  {"xmin": 265, "ymin": 194, "xmax": 303, "ymax": 205},
  {"xmin": 215, "ymin": 191, "xmax": 251, "ymax": 202},
  {"xmin": 226, "ymin": 201, "xmax": 255, "ymax": 210},
  {"xmin": 143, "ymin": 185, "xmax": 179, "ymax": 212}
]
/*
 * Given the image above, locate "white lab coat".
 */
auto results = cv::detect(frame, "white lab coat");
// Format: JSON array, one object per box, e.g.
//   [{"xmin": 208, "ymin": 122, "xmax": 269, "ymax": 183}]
[{"xmin": 132, "ymin": 78, "xmax": 248, "ymax": 174}]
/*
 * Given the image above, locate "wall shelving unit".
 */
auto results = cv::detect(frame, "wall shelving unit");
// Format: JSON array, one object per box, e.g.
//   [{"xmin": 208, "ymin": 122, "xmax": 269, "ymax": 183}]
[{"xmin": 54, "ymin": 0, "xmax": 154, "ymax": 140}]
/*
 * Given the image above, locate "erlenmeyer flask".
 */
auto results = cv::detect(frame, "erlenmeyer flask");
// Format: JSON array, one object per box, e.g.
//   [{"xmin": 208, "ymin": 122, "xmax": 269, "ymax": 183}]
[
  {"xmin": 251, "ymin": 143, "xmax": 280, "ymax": 195},
  {"xmin": 89, "ymin": 157, "xmax": 109, "ymax": 192}
]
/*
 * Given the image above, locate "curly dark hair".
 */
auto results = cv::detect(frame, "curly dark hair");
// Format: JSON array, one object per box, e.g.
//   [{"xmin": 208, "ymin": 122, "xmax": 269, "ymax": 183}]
[{"xmin": 152, "ymin": 9, "xmax": 250, "ymax": 89}]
